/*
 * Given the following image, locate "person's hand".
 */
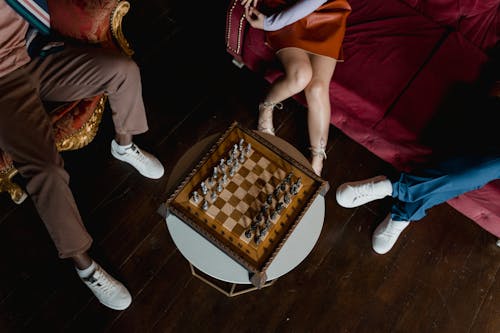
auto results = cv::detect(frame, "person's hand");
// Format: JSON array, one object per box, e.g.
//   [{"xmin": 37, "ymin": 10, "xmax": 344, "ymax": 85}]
[
  {"xmin": 241, "ymin": 0, "xmax": 258, "ymax": 9},
  {"xmin": 244, "ymin": 6, "xmax": 265, "ymax": 30}
]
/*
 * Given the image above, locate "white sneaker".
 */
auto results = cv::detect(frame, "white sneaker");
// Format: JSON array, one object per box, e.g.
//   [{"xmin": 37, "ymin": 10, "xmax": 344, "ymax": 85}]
[
  {"xmin": 336, "ymin": 176, "xmax": 392, "ymax": 208},
  {"xmin": 372, "ymin": 213, "xmax": 410, "ymax": 254},
  {"xmin": 77, "ymin": 261, "xmax": 132, "ymax": 310},
  {"xmin": 111, "ymin": 140, "xmax": 164, "ymax": 179}
]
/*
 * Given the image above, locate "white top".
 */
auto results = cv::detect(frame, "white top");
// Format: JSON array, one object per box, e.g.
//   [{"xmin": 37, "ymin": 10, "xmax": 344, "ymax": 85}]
[
  {"xmin": 166, "ymin": 194, "xmax": 325, "ymax": 284},
  {"xmin": 264, "ymin": 0, "xmax": 327, "ymax": 31}
]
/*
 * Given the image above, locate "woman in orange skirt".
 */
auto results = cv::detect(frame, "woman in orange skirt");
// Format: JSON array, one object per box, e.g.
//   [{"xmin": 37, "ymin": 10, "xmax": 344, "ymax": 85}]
[{"xmin": 242, "ymin": 0, "xmax": 351, "ymax": 176}]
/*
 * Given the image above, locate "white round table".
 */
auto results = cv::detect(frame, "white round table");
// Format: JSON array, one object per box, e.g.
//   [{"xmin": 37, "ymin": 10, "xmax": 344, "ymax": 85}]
[{"xmin": 162, "ymin": 131, "xmax": 326, "ymax": 293}]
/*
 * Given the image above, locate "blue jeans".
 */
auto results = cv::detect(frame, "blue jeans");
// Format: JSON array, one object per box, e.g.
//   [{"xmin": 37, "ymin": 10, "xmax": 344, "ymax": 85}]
[{"xmin": 390, "ymin": 153, "xmax": 500, "ymax": 222}]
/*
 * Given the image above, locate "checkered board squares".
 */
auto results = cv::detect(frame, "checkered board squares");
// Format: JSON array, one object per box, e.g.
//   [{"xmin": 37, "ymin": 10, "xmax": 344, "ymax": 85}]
[{"xmin": 189, "ymin": 147, "xmax": 290, "ymax": 249}]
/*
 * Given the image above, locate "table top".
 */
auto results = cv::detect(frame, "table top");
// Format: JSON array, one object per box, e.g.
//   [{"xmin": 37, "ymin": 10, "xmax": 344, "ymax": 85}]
[{"xmin": 162, "ymin": 130, "xmax": 326, "ymax": 284}]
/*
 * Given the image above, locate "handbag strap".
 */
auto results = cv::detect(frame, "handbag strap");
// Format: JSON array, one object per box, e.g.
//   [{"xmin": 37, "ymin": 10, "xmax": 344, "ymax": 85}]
[{"xmin": 225, "ymin": 0, "xmax": 247, "ymax": 63}]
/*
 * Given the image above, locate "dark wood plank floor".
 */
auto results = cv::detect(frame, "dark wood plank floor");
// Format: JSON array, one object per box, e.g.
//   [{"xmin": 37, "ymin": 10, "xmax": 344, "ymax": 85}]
[{"xmin": 1, "ymin": 1, "xmax": 499, "ymax": 332}]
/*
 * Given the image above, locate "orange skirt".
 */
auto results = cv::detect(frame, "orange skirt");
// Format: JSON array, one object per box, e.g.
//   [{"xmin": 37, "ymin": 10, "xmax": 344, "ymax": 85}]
[{"xmin": 263, "ymin": 0, "xmax": 351, "ymax": 60}]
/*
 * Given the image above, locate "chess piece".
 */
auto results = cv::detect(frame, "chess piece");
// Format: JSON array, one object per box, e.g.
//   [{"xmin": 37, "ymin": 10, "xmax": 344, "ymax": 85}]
[
  {"xmin": 266, "ymin": 194, "xmax": 273, "ymax": 205},
  {"xmin": 250, "ymin": 221, "xmax": 258, "ymax": 230},
  {"xmin": 222, "ymin": 174, "xmax": 228, "ymax": 184},
  {"xmin": 219, "ymin": 158, "xmax": 226, "ymax": 173},
  {"xmin": 275, "ymin": 202, "xmax": 284, "ymax": 214},
  {"xmin": 238, "ymin": 138, "xmax": 244, "ymax": 151},
  {"xmin": 210, "ymin": 190, "xmax": 217, "ymax": 202},
  {"xmin": 284, "ymin": 193, "xmax": 291, "ymax": 204},
  {"xmin": 295, "ymin": 177, "xmax": 302, "ymax": 187},
  {"xmin": 213, "ymin": 166, "xmax": 218, "ymax": 179},
  {"xmin": 270, "ymin": 210, "xmax": 278, "ymax": 220},
  {"xmin": 245, "ymin": 143, "xmax": 251, "ymax": 155},
  {"xmin": 192, "ymin": 190, "xmax": 200, "ymax": 203},
  {"xmin": 217, "ymin": 181, "xmax": 223, "ymax": 193},
  {"xmin": 290, "ymin": 184, "xmax": 298, "ymax": 195},
  {"xmin": 239, "ymin": 152, "xmax": 245, "ymax": 163},
  {"xmin": 245, "ymin": 229, "xmax": 253, "ymax": 238},
  {"xmin": 200, "ymin": 181, "xmax": 208, "ymax": 195},
  {"xmin": 279, "ymin": 182, "xmax": 286, "ymax": 191},
  {"xmin": 202, "ymin": 200, "xmax": 209, "ymax": 211},
  {"xmin": 229, "ymin": 166, "xmax": 236, "ymax": 177}
]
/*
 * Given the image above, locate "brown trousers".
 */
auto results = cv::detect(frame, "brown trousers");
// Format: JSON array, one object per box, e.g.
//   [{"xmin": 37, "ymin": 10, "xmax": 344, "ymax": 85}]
[{"xmin": 0, "ymin": 45, "xmax": 149, "ymax": 258}]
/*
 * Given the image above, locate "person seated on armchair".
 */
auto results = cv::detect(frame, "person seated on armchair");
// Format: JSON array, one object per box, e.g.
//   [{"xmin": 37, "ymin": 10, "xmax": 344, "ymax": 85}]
[
  {"xmin": 335, "ymin": 151, "xmax": 500, "ymax": 254},
  {"xmin": 241, "ymin": 0, "xmax": 351, "ymax": 176},
  {"xmin": 0, "ymin": 0, "xmax": 164, "ymax": 310}
]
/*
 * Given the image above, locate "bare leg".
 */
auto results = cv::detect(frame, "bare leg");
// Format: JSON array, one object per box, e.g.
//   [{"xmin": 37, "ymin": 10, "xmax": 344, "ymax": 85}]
[
  {"xmin": 258, "ymin": 48, "xmax": 313, "ymax": 134},
  {"xmin": 304, "ymin": 54, "xmax": 337, "ymax": 176}
]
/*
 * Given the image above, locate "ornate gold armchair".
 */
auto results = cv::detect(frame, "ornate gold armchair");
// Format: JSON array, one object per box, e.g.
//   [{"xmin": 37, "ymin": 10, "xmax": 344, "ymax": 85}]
[{"xmin": 0, "ymin": 0, "xmax": 133, "ymax": 204}]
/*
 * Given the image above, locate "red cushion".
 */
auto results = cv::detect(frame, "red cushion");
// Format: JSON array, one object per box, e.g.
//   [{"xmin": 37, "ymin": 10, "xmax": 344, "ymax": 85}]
[
  {"xmin": 51, "ymin": 95, "xmax": 103, "ymax": 143},
  {"xmin": 400, "ymin": 0, "xmax": 500, "ymax": 51},
  {"xmin": 47, "ymin": 0, "xmax": 118, "ymax": 45}
]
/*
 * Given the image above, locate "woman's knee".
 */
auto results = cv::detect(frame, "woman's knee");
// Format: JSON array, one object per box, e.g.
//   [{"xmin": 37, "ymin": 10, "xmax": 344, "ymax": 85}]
[
  {"xmin": 305, "ymin": 78, "xmax": 329, "ymax": 100},
  {"xmin": 287, "ymin": 65, "xmax": 313, "ymax": 91}
]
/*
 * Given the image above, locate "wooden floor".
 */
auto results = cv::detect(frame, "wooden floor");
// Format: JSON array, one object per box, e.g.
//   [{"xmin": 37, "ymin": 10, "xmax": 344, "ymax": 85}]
[{"xmin": 1, "ymin": 1, "xmax": 499, "ymax": 332}]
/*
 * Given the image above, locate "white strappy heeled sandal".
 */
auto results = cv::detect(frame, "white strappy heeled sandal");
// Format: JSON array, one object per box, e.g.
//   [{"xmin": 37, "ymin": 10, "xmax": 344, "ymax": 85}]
[
  {"xmin": 257, "ymin": 101, "xmax": 283, "ymax": 136},
  {"xmin": 309, "ymin": 145, "xmax": 327, "ymax": 176}
]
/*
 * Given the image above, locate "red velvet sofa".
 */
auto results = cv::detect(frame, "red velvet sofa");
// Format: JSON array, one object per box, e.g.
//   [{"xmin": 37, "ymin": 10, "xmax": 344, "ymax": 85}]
[{"xmin": 226, "ymin": 0, "xmax": 500, "ymax": 238}]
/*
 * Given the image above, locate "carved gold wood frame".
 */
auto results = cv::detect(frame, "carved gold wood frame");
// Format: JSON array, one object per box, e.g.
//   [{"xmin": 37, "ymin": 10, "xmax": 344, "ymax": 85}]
[{"xmin": 111, "ymin": 0, "xmax": 134, "ymax": 56}]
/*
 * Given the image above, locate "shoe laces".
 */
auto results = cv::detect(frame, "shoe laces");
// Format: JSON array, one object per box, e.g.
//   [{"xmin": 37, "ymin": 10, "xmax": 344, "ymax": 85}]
[
  {"xmin": 83, "ymin": 268, "xmax": 117, "ymax": 296},
  {"xmin": 126, "ymin": 144, "xmax": 148, "ymax": 163},
  {"xmin": 352, "ymin": 182, "xmax": 376, "ymax": 199}
]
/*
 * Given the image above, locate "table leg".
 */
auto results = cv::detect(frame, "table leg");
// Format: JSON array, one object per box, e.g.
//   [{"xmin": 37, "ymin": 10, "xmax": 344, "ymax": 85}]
[{"xmin": 189, "ymin": 263, "xmax": 276, "ymax": 297}]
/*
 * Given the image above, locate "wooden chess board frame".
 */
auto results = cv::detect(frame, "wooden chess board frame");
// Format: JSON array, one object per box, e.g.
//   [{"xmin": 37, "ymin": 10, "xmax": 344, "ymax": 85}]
[{"xmin": 165, "ymin": 122, "xmax": 329, "ymax": 287}]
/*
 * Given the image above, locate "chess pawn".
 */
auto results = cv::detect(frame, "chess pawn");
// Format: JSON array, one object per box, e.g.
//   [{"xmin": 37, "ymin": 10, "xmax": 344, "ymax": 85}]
[
  {"xmin": 229, "ymin": 165, "xmax": 236, "ymax": 177},
  {"xmin": 279, "ymin": 182, "xmax": 286, "ymax": 191},
  {"xmin": 284, "ymin": 193, "xmax": 291, "ymax": 204},
  {"xmin": 222, "ymin": 174, "xmax": 228, "ymax": 185},
  {"xmin": 245, "ymin": 229, "xmax": 253, "ymax": 239},
  {"xmin": 216, "ymin": 181, "xmax": 223, "ymax": 193},
  {"xmin": 238, "ymin": 138, "xmax": 244, "ymax": 151},
  {"xmin": 238, "ymin": 152, "xmax": 245, "ymax": 163},
  {"xmin": 202, "ymin": 200, "xmax": 209, "ymax": 211},
  {"xmin": 213, "ymin": 166, "xmax": 218, "ymax": 179},
  {"xmin": 210, "ymin": 190, "xmax": 217, "ymax": 202}
]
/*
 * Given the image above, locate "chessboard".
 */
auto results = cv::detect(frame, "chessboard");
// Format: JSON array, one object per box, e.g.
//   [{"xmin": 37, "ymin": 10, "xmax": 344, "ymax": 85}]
[{"xmin": 165, "ymin": 122, "xmax": 329, "ymax": 280}]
